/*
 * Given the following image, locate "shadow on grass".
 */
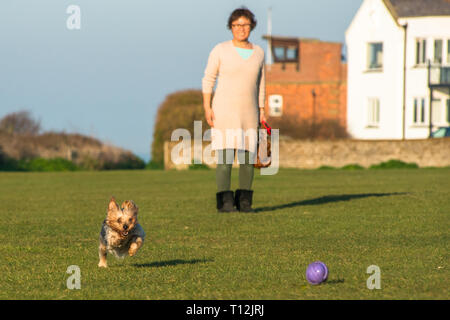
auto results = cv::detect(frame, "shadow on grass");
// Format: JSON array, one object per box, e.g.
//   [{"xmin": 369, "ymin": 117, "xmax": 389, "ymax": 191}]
[
  {"xmin": 133, "ymin": 258, "xmax": 213, "ymax": 268},
  {"xmin": 324, "ymin": 279, "xmax": 345, "ymax": 285},
  {"xmin": 254, "ymin": 192, "xmax": 409, "ymax": 213}
]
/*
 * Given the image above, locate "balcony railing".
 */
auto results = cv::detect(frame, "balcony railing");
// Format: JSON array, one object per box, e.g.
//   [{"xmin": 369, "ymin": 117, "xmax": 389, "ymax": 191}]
[{"xmin": 428, "ymin": 63, "xmax": 450, "ymax": 87}]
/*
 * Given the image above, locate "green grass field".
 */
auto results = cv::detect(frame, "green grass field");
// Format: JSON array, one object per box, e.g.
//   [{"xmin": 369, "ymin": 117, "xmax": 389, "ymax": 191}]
[{"xmin": 0, "ymin": 168, "xmax": 448, "ymax": 299}]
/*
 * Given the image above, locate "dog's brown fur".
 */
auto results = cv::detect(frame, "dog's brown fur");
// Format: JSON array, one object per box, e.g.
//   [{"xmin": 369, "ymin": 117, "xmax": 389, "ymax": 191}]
[{"xmin": 98, "ymin": 197, "xmax": 145, "ymax": 268}]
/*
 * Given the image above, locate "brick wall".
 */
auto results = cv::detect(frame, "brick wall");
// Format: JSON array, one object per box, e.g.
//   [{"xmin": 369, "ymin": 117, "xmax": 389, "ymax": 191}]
[
  {"xmin": 267, "ymin": 40, "xmax": 344, "ymax": 82},
  {"xmin": 264, "ymin": 39, "xmax": 347, "ymax": 127},
  {"xmin": 265, "ymin": 82, "xmax": 347, "ymax": 126}
]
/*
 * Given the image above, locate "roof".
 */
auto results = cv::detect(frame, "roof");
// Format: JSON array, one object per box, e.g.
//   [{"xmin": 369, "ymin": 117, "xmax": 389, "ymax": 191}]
[
  {"xmin": 262, "ymin": 35, "xmax": 341, "ymax": 45},
  {"xmin": 262, "ymin": 35, "xmax": 319, "ymax": 42},
  {"xmin": 384, "ymin": 0, "xmax": 450, "ymax": 18}
]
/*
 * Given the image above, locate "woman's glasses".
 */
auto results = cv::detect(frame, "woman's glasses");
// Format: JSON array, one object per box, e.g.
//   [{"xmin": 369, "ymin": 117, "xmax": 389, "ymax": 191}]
[{"xmin": 232, "ymin": 23, "xmax": 251, "ymax": 30}]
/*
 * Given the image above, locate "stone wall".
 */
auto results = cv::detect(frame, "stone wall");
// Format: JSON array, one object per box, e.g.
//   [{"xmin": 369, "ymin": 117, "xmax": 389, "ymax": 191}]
[
  {"xmin": 278, "ymin": 137, "xmax": 450, "ymax": 168},
  {"xmin": 163, "ymin": 138, "xmax": 450, "ymax": 170}
]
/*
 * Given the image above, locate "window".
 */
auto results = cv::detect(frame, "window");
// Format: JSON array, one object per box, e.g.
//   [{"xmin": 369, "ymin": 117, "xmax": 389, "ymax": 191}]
[
  {"xmin": 274, "ymin": 47, "xmax": 285, "ymax": 61},
  {"xmin": 434, "ymin": 98, "xmax": 450, "ymax": 124},
  {"xmin": 268, "ymin": 37, "xmax": 300, "ymax": 70},
  {"xmin": 447, "ymin": 99, "xmax": 450, "ymax": 123},
  {"xmin": 367, "ymin": 43, "xmax": 383, "ymax": 70},
  {"xmin": 434, "ymin": 39, "xmax": 443, "ymax": 64},
  {"xmin": 431, "ymin": 99, "xmax": 442, "ymax": 124},
  {"xmin": 413, "ymin": 98, "xmax": 426, "ymax": 124},
  {"xmin": 416, "ymin": 39, "xmax": 427, "ymax": 65},
  {"xmin": 273, "ymin": 46, "xmax": 298, "ymax": 62},
  {"xmin": 367, "ymin": 98, "xmax": 380, "ymax": 126},
  {"xmin": 286, "ymin": 47, "xmax": 298, "ymax": 60},
  {"xmin": 273, "ymin": 45, "xmax": 298, "ymax": 62},
  {"xmin": 268, "ymin": 95, "xmax": 283, "ymax": 117},
  {"xmin": 447, "ymin": 40, "xmax": 450, "ymax": 64}
]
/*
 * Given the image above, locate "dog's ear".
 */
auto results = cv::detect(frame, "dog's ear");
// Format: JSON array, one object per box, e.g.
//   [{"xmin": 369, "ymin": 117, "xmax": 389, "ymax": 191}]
[
  {"xmin": 121, "ymin": 200, "xmax": 138, "ymax": 214},
  {"xmin": 108, "ymin": 197, "xmax": 120, "ymax": 212}
]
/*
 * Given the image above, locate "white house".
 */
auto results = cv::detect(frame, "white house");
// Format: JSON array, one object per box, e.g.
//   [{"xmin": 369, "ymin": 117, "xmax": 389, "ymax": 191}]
[{"xmin": 346, "ymin": 0, "xmax": 450, "ymax": 139}]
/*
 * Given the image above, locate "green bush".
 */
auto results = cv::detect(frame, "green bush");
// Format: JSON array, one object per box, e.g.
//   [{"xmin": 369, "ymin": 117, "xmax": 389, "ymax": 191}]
[
  {"xmin": 317, "ymin": 165, "xmax": 336, "ymax": 170},
  {"xmin": 146, "ymin": 160, "xmax": 164, "ymax": 170},
  {"xmin": 0, "ymin": 155, "xmax": 147, "ymax": 172},
  {"xmin": 0, "ymin": 156, "xmax": 26, "ymax": 171},
  {"xmin": 22, "ymin": 158, "xmax": 78, "ymax": 172},
  {"xmin": 370, "ymin": 159, "xmax": 419, "ymax": 169},
  {"xmin": 102, "ymin": 157, "xmax": 146, "ymax": 170},
  {"xmin": 1, "ymin": 157, "xmax": 78, "ymax": 172},
  {"xmin": 78, "ymin": 156, "xmax": 102, "ymax": 171},
  {"xmin": 189, "ymin": 160, "xmax": 210, "ymax": 170},
  {"xmin": 341, "ymin": 164, "xmax": 365, "ymax": 170},
  {"xmin": 151, "ymin": 90, "xmax": 209, "ymax": 165},
  {"xmin": 77, "ymin": 154, "xmax": 146, "ymax": 170}
]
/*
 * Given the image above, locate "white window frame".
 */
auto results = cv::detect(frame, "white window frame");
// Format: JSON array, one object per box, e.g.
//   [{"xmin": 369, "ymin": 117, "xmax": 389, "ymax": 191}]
[
  {"xmin": 434, "ymin": 39, "xmax": 443, "ymax": 65},
  {"xmin": 268, "ymin": 94, "xmax": 283, "ymax": 117},
  {"xmin": 446, "ymin": 39, "xmax": 450, "ymax": 65},
  {"xmin": 415, "ymin": 38, "xmax": 427, "ymax": 66},
  {"xmin": 447, "ymin": 99, "xmax": 450, "ymax": 124},
  {"xmin": 412, "ymin": 97, "xmax": 426, "ymax": 125},
  {"xmin": 367, "ymin": 97, "xmax": 380, "ymax": 127},
  {"xmin": 431, "ymin": 98, "xmax": 446, "ymax": 126},
  {"xmin": 367, "ymin": 42, "xmax": 383, "ymax": 70}
]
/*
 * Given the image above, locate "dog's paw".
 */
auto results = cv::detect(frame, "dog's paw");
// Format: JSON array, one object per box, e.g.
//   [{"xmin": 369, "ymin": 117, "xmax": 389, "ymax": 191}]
[
  {"xmin": 128, "ymin": 243, "xmax": 138, "ymax": 257},
  {"xmin": 98, "ymin": 261, "xmax": 108, "ymax": 268}
]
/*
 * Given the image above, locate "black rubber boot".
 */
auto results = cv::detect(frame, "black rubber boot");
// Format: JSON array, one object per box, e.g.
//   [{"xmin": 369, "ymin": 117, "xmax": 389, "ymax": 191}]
[
  {"xmin": 234, "ymin": 189, "xmax": 254, "ymax": 213},
  {"xmin": 216, "ymin": 191, "xmax": 237, "ymax": 213}
]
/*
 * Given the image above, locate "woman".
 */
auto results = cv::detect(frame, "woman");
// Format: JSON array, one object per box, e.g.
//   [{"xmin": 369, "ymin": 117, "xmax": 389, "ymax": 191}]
[{"xmin": 202, "ymin": 7, "xmax": 266, "ymax": 213}]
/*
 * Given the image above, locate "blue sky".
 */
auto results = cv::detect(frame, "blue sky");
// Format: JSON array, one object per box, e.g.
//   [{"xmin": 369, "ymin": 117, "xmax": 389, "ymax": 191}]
[{"xmin": 0, "ymin": 0, "xmax": 362, "ymax": 161}]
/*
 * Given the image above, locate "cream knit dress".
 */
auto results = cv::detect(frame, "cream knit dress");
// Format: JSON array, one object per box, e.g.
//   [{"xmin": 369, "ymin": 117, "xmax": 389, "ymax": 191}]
[{"xmin": 202, "ymin": 40, "xmax": 265, "ymax": 153}]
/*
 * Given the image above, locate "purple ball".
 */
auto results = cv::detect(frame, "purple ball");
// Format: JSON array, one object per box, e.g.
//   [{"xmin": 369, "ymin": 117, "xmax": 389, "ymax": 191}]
[{"xmin": 306, "ymin": 261, "xmax": 328, "ymax": 285}]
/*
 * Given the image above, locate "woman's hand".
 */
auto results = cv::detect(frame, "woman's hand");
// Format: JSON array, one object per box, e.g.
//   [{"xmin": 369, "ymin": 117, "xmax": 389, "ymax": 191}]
[
  {"xmin": 205, "ymin": 107, "xmax": 215, "ymax": 128},
  {"xmin": 203, "ymin": 93, "xmax": 215, "ymax": 127}
]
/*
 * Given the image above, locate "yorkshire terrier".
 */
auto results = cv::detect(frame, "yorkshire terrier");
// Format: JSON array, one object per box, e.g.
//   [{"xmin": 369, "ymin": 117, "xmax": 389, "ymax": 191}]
[{"xmin": 98, "ymin": 197, "xmax": 145, "ymax": 268}]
